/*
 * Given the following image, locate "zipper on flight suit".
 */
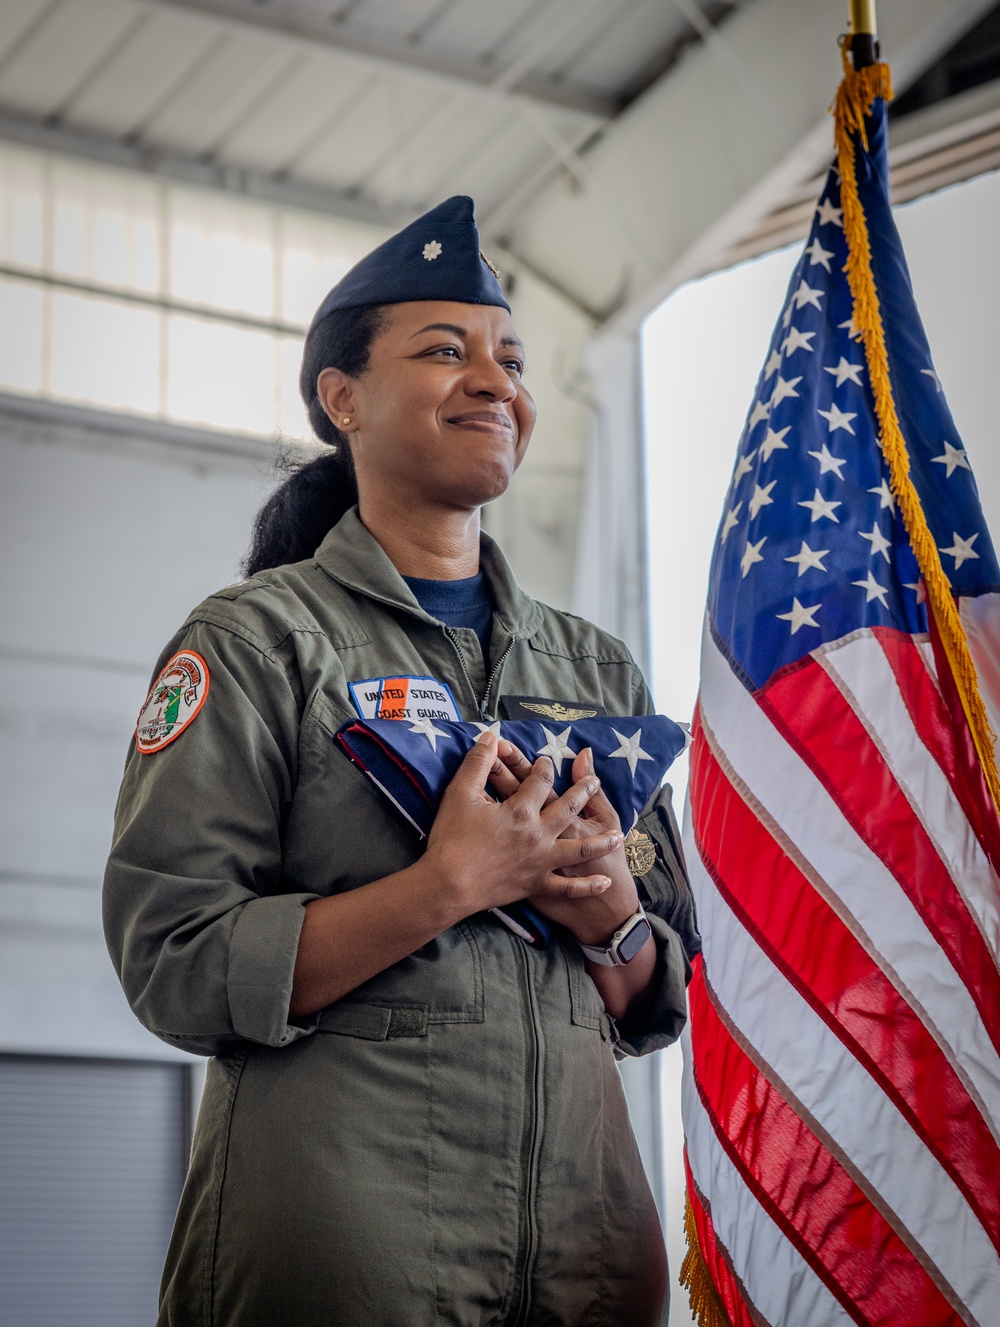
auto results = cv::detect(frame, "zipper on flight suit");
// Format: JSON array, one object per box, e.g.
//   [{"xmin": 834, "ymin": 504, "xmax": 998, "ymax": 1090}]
[
  {"xmin": 443, "ymin": 627, "xmax": 517, "ymax": 720},
  {"xmin": 511, "ymin": 937, "xmax": 544, "ymax": 1325}
]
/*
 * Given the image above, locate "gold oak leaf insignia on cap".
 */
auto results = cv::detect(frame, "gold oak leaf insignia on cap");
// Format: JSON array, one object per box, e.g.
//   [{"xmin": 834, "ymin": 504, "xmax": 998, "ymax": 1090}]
[
  {"xmin": 422, "ymin": 240, "xmax": 443, "ymax": 261},
  {"xmin": 522, "ymin": 701, "xmax": 599, "ymax": 722}
]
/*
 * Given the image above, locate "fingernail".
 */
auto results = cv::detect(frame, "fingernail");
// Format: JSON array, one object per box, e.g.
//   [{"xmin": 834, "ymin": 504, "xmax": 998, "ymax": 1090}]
[
  {"xmin": 587, "ymin": 778, "xmax": 600, "ymax": 795},
  {"xmin": 498, "ymin": 740, "xmax": 511, "ymax": 755},
  {"xmin": 476, "ymin": 731, "xmax": 494, "ymax": 745},
  {"xmin": 585, "ymin": 747, "xmax": 595, "ymax": 773}
]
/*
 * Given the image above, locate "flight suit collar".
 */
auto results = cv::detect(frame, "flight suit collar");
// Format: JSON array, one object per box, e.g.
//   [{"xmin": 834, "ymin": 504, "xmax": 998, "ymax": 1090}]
[{"xmin": 312, "ymin": 507, "xmax": 544, "ymax": 640}]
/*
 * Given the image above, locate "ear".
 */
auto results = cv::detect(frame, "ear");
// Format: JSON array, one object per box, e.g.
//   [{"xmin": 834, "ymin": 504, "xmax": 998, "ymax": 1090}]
[{"xmin": 316, "ymin": 367, "xmax": 359, "ymax": 432}]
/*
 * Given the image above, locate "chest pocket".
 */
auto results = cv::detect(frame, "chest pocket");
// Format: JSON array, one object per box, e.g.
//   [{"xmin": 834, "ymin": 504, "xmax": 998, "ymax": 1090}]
[{"xmin": 316, "ymin": 920, "xmax": 485, "ymax": 1039}]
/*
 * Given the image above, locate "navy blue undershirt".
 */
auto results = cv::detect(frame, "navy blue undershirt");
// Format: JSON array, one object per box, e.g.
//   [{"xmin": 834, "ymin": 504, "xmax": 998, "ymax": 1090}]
[{"xmin": 403, "ymin": 573, "xmax": 494, "ymax": 660}]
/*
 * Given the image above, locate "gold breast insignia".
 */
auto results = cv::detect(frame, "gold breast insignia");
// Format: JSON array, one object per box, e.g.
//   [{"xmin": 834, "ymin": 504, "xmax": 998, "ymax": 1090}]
[
  {"xmin": 624, "ymin": 828, "xmax": 657, "ymax": 877},
  {"xmin": 521, "ymin": 701, "xmax": 599, "ymax": 722}
]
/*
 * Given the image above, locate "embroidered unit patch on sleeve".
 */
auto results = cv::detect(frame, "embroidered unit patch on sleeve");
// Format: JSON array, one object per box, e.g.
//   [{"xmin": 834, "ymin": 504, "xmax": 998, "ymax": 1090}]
[{"xmin": 135, "ymin": 650, "xmax": 210, "ymax": 753}]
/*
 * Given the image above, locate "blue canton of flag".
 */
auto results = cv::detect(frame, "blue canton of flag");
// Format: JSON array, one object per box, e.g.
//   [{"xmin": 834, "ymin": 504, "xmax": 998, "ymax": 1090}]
[{"xmin": 711, "ymin": 102, "xmax": 999, "ymax": 690}]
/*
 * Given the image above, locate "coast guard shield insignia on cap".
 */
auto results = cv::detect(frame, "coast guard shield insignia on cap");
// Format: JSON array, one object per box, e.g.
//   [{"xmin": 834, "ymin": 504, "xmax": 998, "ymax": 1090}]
[{"xmin": 135, "ymin": 650, "xmax": 210, "ymax": 754}]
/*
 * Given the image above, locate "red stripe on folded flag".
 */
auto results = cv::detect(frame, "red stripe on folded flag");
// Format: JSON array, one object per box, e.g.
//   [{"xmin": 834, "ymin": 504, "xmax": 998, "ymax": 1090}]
[{"xmin": 684, "ymin": 1140, "xmax": 759, "ymax": 1327}]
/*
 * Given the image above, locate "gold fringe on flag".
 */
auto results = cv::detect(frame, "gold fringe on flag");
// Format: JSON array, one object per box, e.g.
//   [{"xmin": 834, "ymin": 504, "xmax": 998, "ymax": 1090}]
[
  {"xmin": 832, "ymin": 40, "xmax": 1000, "ymax": 816},
  {"xmin": 680, "ymin": 1195, "xmax": 734, "ymax": 1327}
]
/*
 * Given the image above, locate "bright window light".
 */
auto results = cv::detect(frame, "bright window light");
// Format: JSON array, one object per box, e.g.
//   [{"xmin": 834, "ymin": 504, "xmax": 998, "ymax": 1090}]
[
  {"xmin": 169, "ymin": 190, "xmax": 274, "ymax": 319},
  {"xmin": 0, "ymin": 147, "xmax": 43, "ymax": 270},
  {"xmin": 0, "ymin": 277, "xmax": 44, "ymax": 393},
  {"xmin": 278, "ymin": 334, "xmax": 309, "ymax": 440},
  {"xmin": 167, "ymin": 315, "xmax": 277, "ymax": 435},
  {"xmin": 50, "ymin": 291, "xmax": 161, "ymax": 415}
]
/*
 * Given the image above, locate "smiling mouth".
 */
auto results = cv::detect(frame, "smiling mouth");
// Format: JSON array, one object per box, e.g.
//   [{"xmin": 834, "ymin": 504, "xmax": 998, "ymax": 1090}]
[{"xmin": 448, "ymin": 412, "xmax": 515, "ymax": 436}]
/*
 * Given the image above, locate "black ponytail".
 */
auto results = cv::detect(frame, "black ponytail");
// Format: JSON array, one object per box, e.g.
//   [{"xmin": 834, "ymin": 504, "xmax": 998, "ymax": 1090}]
[{"xmin": 242, "ymin": 304, "xmax": 387, "ymax": 576}]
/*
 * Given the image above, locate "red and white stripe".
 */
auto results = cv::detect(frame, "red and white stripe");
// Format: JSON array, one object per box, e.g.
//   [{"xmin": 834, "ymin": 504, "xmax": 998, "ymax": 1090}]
[{"xmin": 683, "ymin": 613, "xmax": 1000, "ymax": 1327}]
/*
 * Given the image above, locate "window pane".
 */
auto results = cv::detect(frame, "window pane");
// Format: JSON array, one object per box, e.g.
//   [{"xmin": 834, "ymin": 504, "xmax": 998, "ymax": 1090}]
[
  {"xmin": 167, "ymin": 315, "xmax": 277, "ymax": 435},
  {"xmin": 0, "ymin": 144, "xmax": 43, "ymax": 270},
  {"xmin": 0, "ymin": 277, "xmax": 43, "ymax": 393},
  {"xmin": 50, "ymin": 291, "xmax": 160, "ymax": 414},
  {"xmin": 168, "ymin": 189, "xmax": 274, "ymax": 319},
  {"xmin": 278, "ymin": 334, "xmax": 308, "ymax": 440},
  {"xmin": 51, "ymin": 160, "xmax": 160, "ymax": 293}
]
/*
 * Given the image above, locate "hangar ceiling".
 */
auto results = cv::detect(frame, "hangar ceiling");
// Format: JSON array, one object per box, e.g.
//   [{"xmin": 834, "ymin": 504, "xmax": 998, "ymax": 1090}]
[{"xmin": 0, "ymin": 0, "xmax": 998, "ymax": 328}]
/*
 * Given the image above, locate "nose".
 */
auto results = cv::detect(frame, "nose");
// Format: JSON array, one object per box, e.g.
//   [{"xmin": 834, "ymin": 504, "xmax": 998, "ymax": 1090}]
[{"xmin": 466, "ymin": 350, "xmax": 517, "ymax": 402}]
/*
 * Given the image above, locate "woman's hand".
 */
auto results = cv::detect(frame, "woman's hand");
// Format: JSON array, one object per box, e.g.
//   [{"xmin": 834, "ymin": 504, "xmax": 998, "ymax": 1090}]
[
  {"xmin": 421, "ymin": 731, "xmax": 625, "ymax": 917},
  {"xmin": 487, "ymin": 742, "xmax": 640, "ymax": 947},
  {"xmin": 487, "ymin": 739, "xmax": 657, "ymax": 1027}
]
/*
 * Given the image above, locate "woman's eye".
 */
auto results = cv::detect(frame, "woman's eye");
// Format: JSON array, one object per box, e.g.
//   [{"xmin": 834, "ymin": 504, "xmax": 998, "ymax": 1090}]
[
  {"xmin": 503, "ymin": 359, "xmax": 524, "ymax": 376},
  {"xmin": 430, "ymin": 345, "xmax": 461, "ymax": 359}
]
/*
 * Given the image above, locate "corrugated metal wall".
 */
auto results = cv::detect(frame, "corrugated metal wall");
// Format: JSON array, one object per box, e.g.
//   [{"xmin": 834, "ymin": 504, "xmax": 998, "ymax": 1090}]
[{"xmin": 0, "ymin": 1054, "xmax": 189, "ymax": 1327}]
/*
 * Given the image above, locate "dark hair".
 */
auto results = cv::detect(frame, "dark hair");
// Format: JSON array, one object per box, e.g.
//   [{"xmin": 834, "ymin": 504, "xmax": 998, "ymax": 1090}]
[{"xmin": 242, "ymin": 304, "xmax": 387, "ymax": 576}]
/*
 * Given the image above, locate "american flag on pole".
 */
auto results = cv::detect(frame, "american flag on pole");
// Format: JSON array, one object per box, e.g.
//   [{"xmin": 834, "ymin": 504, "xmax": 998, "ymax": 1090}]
[{"xmin": 680, "ymin": 52, "xmax": 1000, "ymax": 1327}]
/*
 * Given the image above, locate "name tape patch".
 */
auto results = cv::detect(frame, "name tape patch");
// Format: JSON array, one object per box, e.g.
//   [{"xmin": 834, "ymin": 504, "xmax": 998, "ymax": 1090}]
[
  {"xmin": 348, "ymin": 674, "xmax": 461, "ymax": 723},
  {"xmin": 135, "ymin": 650, "xmax": 210, "ymax": 754}
]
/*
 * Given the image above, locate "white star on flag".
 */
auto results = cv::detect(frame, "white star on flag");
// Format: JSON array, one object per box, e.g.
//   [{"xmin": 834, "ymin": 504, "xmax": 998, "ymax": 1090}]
[
  {"xmin": 784, "ymin": 542, "xmax": 829, "ymax": 575},
  {"xmin": 939, "ymin": 531, "xmax": 980, "ymax": 569},
  {"xmin": 777, "ymin": 597, "xmax": 822, "ymax": 633},
  {"xmin": 733, "ymin": 449, "xmax": 756, "ymax": 482},
  {"xmin": 852, "ymin": 570, "xmax": 890, "ymax": 606},
  {"xmin": 782, "ymin": 326, "xmax": 816, "ymax": 355},
  {"xmin": 921, "ymin": 367, "xmax": 943, "ymax": 391},
  {"xmin": 804, "ymin": 238, "xmax": 835, "ymax": 272},
  {"xmin": 807, "ymin": 443, "xmax": 847, "ymax": 478},
  {"xmin": 748, "ymin": 400, "xmax": 771, "ymax": 428},
  {"xmin": 793, "ymin": 280, "xmax": 824, "ymax": 311},
  {"xmin": 741, "ymin": 537, "xmax": 766, "ymax": 578},
  {"xmin": 824, "ymin": 357, "xmax": 865, "ymax": 387},
  {"xmin": 798, "ymin": 489, "xmax": 841, "ymax": 523},
  {"xmin": 817, "ymin": 403, "xmax": 857, "ymax": 434},
  {"xmin": 473, "ymin": 721, "xmax": 502, "ymax": 737},
  {"xmin": 816, "ymin": 197, "xmax": 844, "ymax": 227},
  {"xmin": 607, "ymin": 728, "xmax": 654, "ymax": 778},
  {"xmin": 770, "ymin": 375, "xmax": 802, "ymax": 407},
  {"xmin": 763, "ymin": 348, "xmax": 783, "ymax": 379},
  {"xmin": 859, "ymin": 522, "xmax": 892, "ymax": 561},
  {"xmin": 721, "ymin": 502, "xmax": 742, "ymax": 543},
  {"xmin": 409, "ymin": 716, "xmax": 451, "ymax": 750},
  {"xmin": 749, "ymin": 481, "xmax": 777, "ymax": 518},
  {"xmin": 759, "ymin": 426, "xmax": 791, "ymax": 461},
  {"xmin": 931, "ymin": 441, "xmax": 971, "ymax": 477},
  {"xmin": 536, "ymin": 725, "xmax": 577, "ymax": 774},
  {"xmin": 838, "ymin": 315, "xmax": 862, "ymax": 341},
  {"xmin": 868, "ymin": 478, "xmax": 897, "ymax": 513}
]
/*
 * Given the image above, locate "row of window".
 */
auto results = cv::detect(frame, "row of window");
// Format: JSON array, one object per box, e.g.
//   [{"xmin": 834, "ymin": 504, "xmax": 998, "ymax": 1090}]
[{"xmin": 0, "ymin": 141, "xmax": 386, "ymax": 438}]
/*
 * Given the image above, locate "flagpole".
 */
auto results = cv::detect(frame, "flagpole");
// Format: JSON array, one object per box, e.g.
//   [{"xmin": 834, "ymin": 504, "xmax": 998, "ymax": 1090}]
[{"xmin": 848, "ymin": 0, "xmax": 878, "ymax": 69}]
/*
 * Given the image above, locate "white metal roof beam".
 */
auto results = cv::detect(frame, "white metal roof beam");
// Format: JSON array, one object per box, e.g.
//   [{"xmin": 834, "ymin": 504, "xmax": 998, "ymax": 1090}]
[
  {"xmin": 141, "ymin": 0, "xmax": 616, "ymax": 120},
  {"xmin": 0, "ymin": 105, "xmax": 406, "ymax": 228},
  {"xmin": 501, "ymin": 0, "xmax": 1000, "ymax": 333}
]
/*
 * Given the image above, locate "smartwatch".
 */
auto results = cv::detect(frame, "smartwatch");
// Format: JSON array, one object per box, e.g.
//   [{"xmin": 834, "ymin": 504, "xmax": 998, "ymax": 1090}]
[{"xmin": 577, "ymin": 905, "xmax": 652, "ymax": 967}]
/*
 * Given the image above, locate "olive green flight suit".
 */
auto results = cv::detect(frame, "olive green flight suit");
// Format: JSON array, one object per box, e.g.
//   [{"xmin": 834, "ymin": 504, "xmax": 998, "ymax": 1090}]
[{"xmin": 103, "ymin": 509, "xmax": 696, "ymax": 1327}]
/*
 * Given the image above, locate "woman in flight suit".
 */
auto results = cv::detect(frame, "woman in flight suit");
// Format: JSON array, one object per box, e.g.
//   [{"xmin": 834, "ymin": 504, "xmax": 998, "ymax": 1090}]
[{"xmin": 104, "ymin": 196, "xmax": 697, "ymax": 1327}]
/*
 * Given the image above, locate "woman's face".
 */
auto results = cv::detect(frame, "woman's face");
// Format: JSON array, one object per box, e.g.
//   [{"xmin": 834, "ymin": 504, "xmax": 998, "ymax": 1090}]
[{"xmin": 321, "ymin": 300, "xmax": 536, "ymax": 512}]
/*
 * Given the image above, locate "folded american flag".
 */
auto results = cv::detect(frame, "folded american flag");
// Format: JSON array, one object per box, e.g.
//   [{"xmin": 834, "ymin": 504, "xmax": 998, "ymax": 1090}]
[{"xmin": 334, "ymin": 714, "xmax": 689, "ymax": 945}]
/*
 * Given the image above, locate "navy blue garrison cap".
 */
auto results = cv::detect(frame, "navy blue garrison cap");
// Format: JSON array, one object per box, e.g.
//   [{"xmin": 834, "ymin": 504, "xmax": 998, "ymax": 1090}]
[{"xmin": 307, "ymin": 195, "xmax": 509, "ymax": 335}]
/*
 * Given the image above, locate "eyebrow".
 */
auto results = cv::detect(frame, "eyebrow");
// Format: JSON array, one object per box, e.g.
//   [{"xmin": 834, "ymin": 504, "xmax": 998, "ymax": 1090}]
[{"xmin": 409, "ymin": 322, "xmax": 525, "ymax": 352}]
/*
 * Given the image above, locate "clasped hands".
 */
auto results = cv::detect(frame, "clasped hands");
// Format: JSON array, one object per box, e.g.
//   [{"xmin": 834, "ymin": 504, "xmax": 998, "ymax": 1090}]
[{"xmin": 424, "ymin": 730, "xmax": 640, "ymax": 948}]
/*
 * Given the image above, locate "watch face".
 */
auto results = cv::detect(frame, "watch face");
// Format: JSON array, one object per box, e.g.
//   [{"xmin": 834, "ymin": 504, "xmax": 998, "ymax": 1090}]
[{"xmin": 618, "ymin": 918, "xmax": 652, "ymax": 964}]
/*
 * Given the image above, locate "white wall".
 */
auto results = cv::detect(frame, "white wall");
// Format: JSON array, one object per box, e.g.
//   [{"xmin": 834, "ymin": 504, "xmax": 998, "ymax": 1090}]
[{"xmin": 0, "ymin": 394, "xmax": 277, "ymax": 1060}]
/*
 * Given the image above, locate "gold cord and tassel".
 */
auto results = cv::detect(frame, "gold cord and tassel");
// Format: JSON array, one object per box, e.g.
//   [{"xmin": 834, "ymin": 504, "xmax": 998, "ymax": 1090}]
[
  {"xmin": 832, "ymin": 41, "xmax": 1000, "ymax": 815},
  {"xmin": 680, "ymin": 1195, "xmax": 734, "ymax": 1327}
]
